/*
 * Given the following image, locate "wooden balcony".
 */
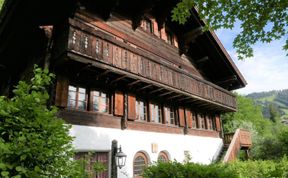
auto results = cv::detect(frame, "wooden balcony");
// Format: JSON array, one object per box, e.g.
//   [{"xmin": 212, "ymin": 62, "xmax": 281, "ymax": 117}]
[
  {"xmin": 223, "ymin": 129, "xmax": 252, "ymax": 162},
  {"xmin": 65, "ymin": 18, "xmax": 237, "ymax": 111}
]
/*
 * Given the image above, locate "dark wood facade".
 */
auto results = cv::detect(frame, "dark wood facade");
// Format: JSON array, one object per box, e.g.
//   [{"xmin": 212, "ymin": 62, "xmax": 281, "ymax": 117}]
[{"xmin": 0, "ymin": 0, "xmax": 247, "ymax": 138}]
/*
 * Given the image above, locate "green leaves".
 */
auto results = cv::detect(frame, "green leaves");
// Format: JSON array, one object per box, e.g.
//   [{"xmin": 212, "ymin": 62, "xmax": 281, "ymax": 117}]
[
  {"xmin": 0, "ymin": 0, "xmax": 3, "ymax": 10},
  {"xmin": 0, "ymin": 65, "xmax": 79, "ymax": 177},
  {"xmin": 143, "ymin": 158, "xmax": 288, "ymax": 178},
  {"xmin": 172, "ymin": 0, "xmax": 288, "ymax": 60}
]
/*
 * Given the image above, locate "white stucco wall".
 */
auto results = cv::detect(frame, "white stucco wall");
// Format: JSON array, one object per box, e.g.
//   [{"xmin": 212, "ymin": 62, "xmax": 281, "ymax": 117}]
[{"xmin": 70, "ymin": 125, "xmax": 223, "ymax": 178}]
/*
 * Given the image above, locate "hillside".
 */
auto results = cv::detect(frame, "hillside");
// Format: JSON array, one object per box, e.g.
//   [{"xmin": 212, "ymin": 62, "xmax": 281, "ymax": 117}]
[{"xmin": 246, "ymin": 89, "xmax": 288, "ymax": 120}]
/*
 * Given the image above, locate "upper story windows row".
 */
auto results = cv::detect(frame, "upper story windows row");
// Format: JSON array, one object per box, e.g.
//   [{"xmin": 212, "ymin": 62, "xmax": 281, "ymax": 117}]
[
  {"xmin": 66, "ymin": 85, "xmax": 221, "ymax": 131},
  {"xmin": 140, "ymin": 17, "xmax": 177, "ymax": 47}
]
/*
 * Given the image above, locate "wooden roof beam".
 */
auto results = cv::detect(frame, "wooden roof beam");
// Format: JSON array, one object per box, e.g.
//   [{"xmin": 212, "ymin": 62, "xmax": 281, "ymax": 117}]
[
  {"xmin": 196, "ymin": 56, "xmax": 209, "ymax": 63},
  {"xmin": 149, "ymin": 87, "xmax": 164, "ymax": 94},
  {"xmin": 167, "ymin": 94, "xmax": 183, "ymax": 100},
  {"xmin": 216, "ymin": 75, "xmax": 237, "ymax": 85},
  {"xmin": 158, "ymin": 91, "xmax": 173, "ymax": 97},
  {"xmin": 182, "ymin": 27, "xmax": 203, "ymax": 43},
  {"xmin": 177, "ymin": 96, "xmax": 192, "ymax": 101},
  {"xmin": 110, "ymin": 75, "xmax": 126, "ymax": 84},
  {"xmin": 138, "ymin": 84, "xmax": 153, "ymax": 91},
  {"xmin": 127, "ymin": 79, "xmax": 141, "ymax": 87},
  {"xmin": 96, "ymin": 69, "xmax": 110, "ymax": 80}
]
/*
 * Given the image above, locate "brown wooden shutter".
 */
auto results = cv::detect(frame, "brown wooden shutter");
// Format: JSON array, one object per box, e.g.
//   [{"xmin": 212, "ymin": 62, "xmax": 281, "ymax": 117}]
[
  {"xmin": 162, "ymin": 107, "xmax": 167, "ymax": 124},
  {"xmin": 186, "ymin": 110, "xmax": 192, "ymax": 128},
  {"xmin": 55, "ymin": 76, "xmax": 69, "ymax": 107},
  {"xmin": 128, "ymin": 94, "xmax": 136, "ymax": 120},
  {"xmin": 215, "ymin": 115, "xmax": 221, "ymax": 131},
  {"xmin": 178, "ymin": 107, "xmax": 185, "ymax": 127},
  {"xmin": 148, "ymin": 102, "xmax": 152, "ymax": 122},
  {"xmin": 114, "ymin": 91, "xmax": 124, "ymax": 116}
]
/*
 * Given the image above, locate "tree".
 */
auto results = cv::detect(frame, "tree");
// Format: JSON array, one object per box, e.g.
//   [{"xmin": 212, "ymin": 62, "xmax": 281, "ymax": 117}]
[
  {"xmin": 172, "ymin": 0, "xmax": 288, "ymax": 60},
  {"xmin": 0, "ymin": 0, "xmax": 3, "ymax": 10},
  {"xmin": 221, "ymin": 94, "xmax": 269, "ymax": 136},
  {"xmin": 0, "ymin": 66, "xmax": 77, "ymax": 178},
  {"xmin": 268, "ymin": 103, "xmax": 280, "ymax": 123}
]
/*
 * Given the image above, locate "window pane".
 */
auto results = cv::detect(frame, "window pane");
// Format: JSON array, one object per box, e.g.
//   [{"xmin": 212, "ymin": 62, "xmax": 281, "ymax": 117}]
[
  {"xmin": 151, "ymin": 104, "xmax": 161, "ymax": 123},
  {"xmin": 68, "ymin": 86, "xmax": 77, "ymax": 109},
  {"xmin": 94, "ymin": 91, "xmax": 100, "ymax": 96},
  {"xmin": 77, "ymin": 101, "xmax": 86, "ymax": 110},
  {"xmin": 136, "ymin": 100, "xmax": 146, "ymax": 121},
  {"xmin": 92, "ymin": 91, "xmax": 108, "ymax": 113},
  {"xmin": 79, "ymin": 87, "xmax": 86, "ymax": 93},
  {"xmin": 99, "ymin": 97, "xmax": 108, "ymax": 113},
  {"xmin": 134, "ymin": 156, "xmax": 146, "ymax": 176},
  {"xmin": 69, "ymin": 86, "xmax": 77, "ymax": 92},
  {"xmin": 68, "ymin": 99, "xmax": 76, "ymax": 109},
  {"xmin": 78, "ymin": 92, "xmax": 86, "ymax": 101},
  {"xmin": 192, "ymin": 113, "xmax": 197, "ymax": 128}
]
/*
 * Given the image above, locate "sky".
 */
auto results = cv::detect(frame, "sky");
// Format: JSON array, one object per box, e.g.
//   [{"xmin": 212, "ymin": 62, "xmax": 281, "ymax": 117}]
[{"xmin": 216, "ymin": 26, "xmax": 288, "ymax": 95}]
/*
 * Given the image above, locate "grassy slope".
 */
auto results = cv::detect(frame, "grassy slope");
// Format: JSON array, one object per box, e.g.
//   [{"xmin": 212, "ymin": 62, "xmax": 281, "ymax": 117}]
[{"xmin": 247, "ymin": 91, "xmax": 288, "ymax": 120}]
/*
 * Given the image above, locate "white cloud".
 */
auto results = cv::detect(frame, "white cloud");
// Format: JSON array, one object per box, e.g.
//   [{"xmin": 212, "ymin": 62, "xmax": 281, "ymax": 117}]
[{"xmin": 216, "ymin": 29, "xmax": 288, "ymax": 95}]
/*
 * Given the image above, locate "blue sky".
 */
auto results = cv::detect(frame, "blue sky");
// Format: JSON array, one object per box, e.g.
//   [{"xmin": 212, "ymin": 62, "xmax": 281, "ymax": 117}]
[{"xmin": 216, "ymin": 27, "xmax": 288, "ymax": 95}]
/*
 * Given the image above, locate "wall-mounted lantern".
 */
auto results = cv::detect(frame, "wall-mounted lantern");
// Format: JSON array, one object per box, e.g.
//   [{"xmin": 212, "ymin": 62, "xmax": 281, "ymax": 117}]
[{"xmin": 115, "ymin": 145, "xmax": 127, "ymax": 169}]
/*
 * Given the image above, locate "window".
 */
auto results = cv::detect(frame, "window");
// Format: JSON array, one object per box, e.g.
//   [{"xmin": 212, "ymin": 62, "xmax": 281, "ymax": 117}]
[
  {"xmin": 68, "ymin": 85, "xmax": 87, "ymax": 110},
  {"xmin": 198, "ymin": 114, "xmax": 206, "ymax": 129},
  {"xmin": 208, "ymin": 115, "xmax": 214, "ymax": 130},
  {"xmin": 192, "ymin": 112, "xmax": 197, "ymax": 129},
  {"xmin": 150, "ymin": 103, "xmax": 162, "ymax": 123},
  {"xmin": 133, "ymin": 152, "xmax": 149, "ymax": 178},
  {"xmin": 158, "ymin": 151, "xmax": 169, "ymax": 162},
  {"xmin": 164, "ymin": 107, "xmax": 175, "ymax": 125},
  {"xmin": 166, "ymin": 30, "xmax": 174, "ymax": 45},
  {"xmin": 212, "ymin": 115, "xmax": 217, "ymax": 130},
  {"xmin": 141, "ymin": 18, "xmax": 153, "ymax": 33},
  {"xmin": 136, "ymin": 99, "xmax": 147, "ymax": 121},
  {"xmin": 75, "ymin": 152, "xmax": 109, "ymax": 178},
  {"xmin": 91, "ymin": 90, "xmax": 109, "ymax": 113}
]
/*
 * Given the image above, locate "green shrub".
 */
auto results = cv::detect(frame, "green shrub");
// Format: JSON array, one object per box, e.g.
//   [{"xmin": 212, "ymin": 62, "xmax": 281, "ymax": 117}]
[
  {"xmin": 143, "ymin": 161, "xmax": 236, "ymax": 178},
  {"xmin": 227, "ymin": 157, "xmax": 288, "ymax": 178},
  {"xmin": 143, "ymin": 157, "xmax": 288, "ymax": 178}
]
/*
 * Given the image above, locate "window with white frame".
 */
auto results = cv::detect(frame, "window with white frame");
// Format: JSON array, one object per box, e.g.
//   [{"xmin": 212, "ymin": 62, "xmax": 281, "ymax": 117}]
[
  {"xmin": 164, "ymin": 107, "xmax": 175, "ymax": 125},
  {"xmin": 67, "ymin": 85, "xmax": 87, "ymax": 110},
  {"xmin": 91, "ymin": 90, "xmax": 109, "ymax": 113},
  {"xmin": 136, "ymin": 99, "xmax": 147, "ymax": 121},
  {"xmin": 150, "ymin": 103, "xmax": 162, "ymax": 123}
]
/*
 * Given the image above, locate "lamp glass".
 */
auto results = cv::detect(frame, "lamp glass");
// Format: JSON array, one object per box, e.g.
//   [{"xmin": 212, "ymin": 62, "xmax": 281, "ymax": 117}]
[{"xmin": 115, "ymin": 147, "xmax": 127, "ymax": 169}]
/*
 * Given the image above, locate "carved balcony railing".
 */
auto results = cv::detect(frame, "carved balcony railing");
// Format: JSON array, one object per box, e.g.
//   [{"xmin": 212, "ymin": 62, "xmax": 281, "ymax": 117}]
[
  {"xmin": 223, "ymin": 129, "xmax": 252, "ymax": 162},
  {"xmin": 66, "ymin": 19, "xmax": 237, "ymax": 110}
]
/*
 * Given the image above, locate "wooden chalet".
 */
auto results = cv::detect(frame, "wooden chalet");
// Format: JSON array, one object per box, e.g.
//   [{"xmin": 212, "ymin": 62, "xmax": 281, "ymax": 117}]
[{"xmin": 0, "ymin": 0, "xmax": 251, "ymax": 177}]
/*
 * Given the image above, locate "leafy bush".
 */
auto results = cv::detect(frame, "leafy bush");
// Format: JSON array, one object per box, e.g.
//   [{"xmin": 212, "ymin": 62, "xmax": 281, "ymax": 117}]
[
  {"xmin": 227, "ymin": 157, "xmax": 288, "ymax": 178},
  {"xmin": 143, "ymin": 157, "xmax": 288, "ymax": 178},
  {"xmin": 0, "ymin": 66, "xmax": 78, "ymax": 178},
  {"xmin": 143, "ymin": 161, "xmax": 236, "ymax": 178}
]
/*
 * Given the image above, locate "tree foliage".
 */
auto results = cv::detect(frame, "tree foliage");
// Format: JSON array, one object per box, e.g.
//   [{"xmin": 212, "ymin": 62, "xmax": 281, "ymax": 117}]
[
  {"xmin": 0, "ymin": 0, "xmax": 3, "ymax": 9},
  {"xmin": 172, "ymin": 0, "xmax": 288, "ymax": 60},
  {"xmin": 222, "ymin": 94, "xmax": 288, "ymax": 160},
  {"xmin": 0, "ymin": 66, "xmax": 77, "ymax": 178},
  {"xmin": 222, "ymin": 94, "xmax": 268, "ymax": 135}
]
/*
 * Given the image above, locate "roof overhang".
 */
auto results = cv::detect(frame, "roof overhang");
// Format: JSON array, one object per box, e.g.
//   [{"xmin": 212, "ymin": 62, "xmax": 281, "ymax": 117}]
[{"xmin": 0, "ymin": 0, "xmax": 246, "ymax": 92}]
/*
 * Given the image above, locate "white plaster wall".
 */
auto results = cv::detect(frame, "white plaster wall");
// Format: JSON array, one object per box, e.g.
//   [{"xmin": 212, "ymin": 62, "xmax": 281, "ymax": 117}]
[{"xmin": 70, "ymin": 125, "xmax": 223, "ymax": 178}]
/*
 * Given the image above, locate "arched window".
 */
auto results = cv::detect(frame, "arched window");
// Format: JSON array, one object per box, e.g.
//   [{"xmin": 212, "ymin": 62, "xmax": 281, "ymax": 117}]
[
  {"xmin": 157, "ymin": 151, "xmax": 169, "ymax": 162},
  {"xmin": 133, "ymin": 152, "xmax": 149, "ymax": 177}
]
